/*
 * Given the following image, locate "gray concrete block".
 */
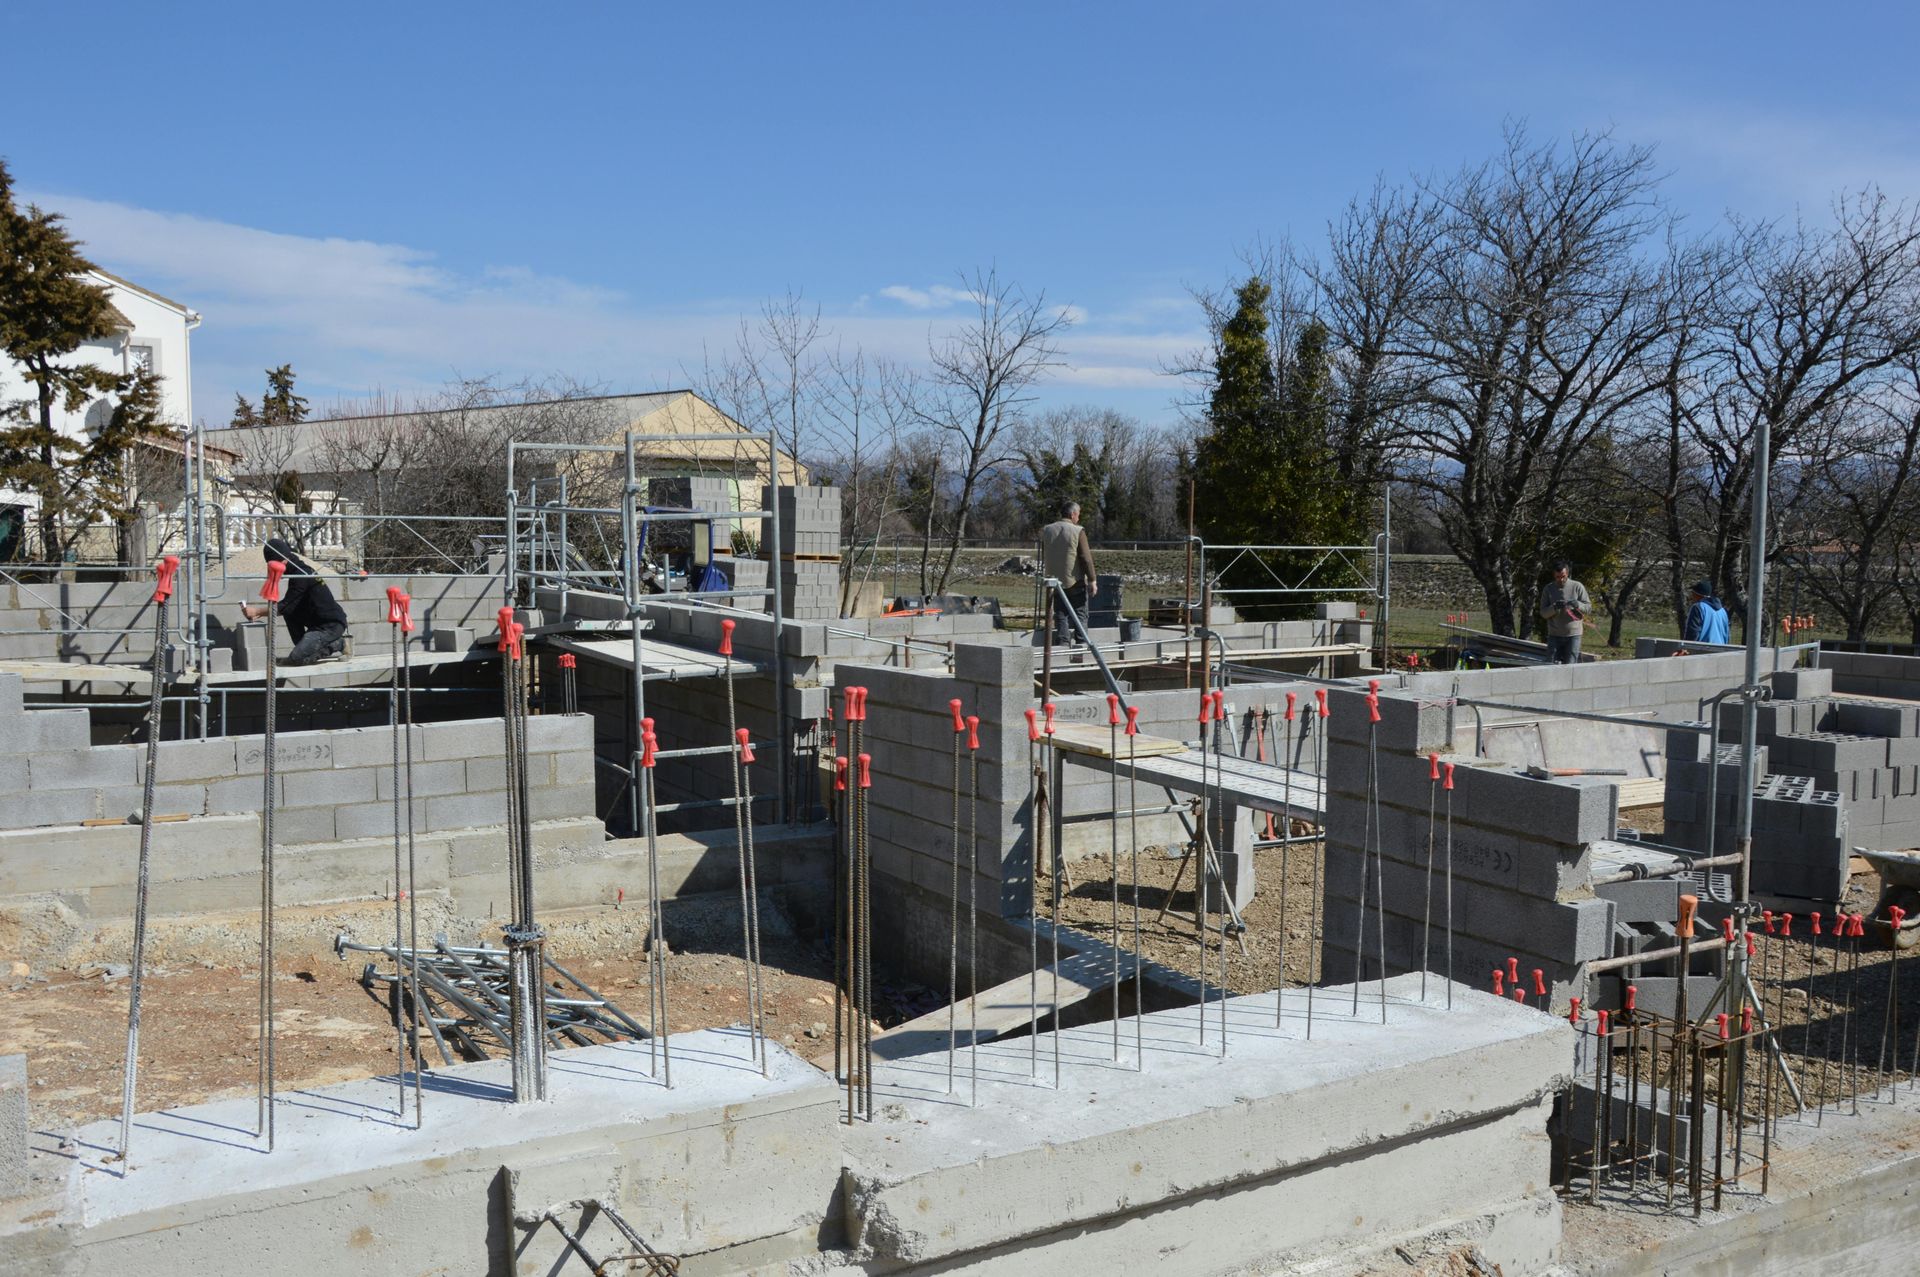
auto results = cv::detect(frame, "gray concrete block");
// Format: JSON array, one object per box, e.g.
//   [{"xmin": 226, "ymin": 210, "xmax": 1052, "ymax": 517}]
[
  {"xmin": 432, "ymin": 626, "xmax": 475, "ymax": 652},
  {"xmin": 273, "ymin": 804, "xmax": 340, "ymax": 845},
  {"xmin": 3, "ymin": 787, "xmax": 98, "ymax": 825},
  {"xmin": 334, "ymin": 799, "xmax": 425, "ymax": 842},
  {"xmin": 426, "ymin": 790, "xmax": 509, "ymax": 831},
  {"xmin": 11, "ymin": 708, "xmax": 91, "ymax": 752},
  {"xmin": 154, "ymin": 736, "xmax": 240, "ymax": 782},
  {"xmin": 421, "ymin": 718, "xmax": 506, "ymax": 760},
  {"xmin": 374, "ymin": 759, "xmax": 468, "ymax": 800},
  {"xmin": 281, "ymin": 767, "xmax": 376, "ymax": 808},
  {"xmin": 237, "ymin": 735, "xmax": 333, "ymax": 771},
  {"xmin": 27, "ymin": 745, "xmax": 139, "ymax": 790},
  {"xmin": 0, "ymin": 673, "xmax": 22, "ymax": 721},
  {"xmin": 954, "ymin": 641, "xmax": 1030, "ymax": 689},
  {"xmin": 1594, "ymin": 878, "xmax": 1681, "ymax": 924},
  {"xmin": 527, "ymin": 713, "xmax": 592, "ymax": 752}
]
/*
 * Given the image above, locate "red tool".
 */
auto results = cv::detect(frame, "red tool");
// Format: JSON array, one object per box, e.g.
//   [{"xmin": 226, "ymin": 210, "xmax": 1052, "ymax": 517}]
[
  {"xmin": 1106, "ymin": 692, "xmax": 1121, "ymax": 726},
  {"xmin": 857, "ymin": 753, "xmax": 872, "ymax": 789},
  {"xmin": 966, "ymin": 715, "xmax": 980, "ymax": 751},
  {"xmin": 1024, "ymin": 708, "xmax": 1040, "ymax": 741},
  {"xmin": 262, "ymin": 559, "xmax": 286, "ymax": 603},
  {"xmin": 152, "ymin": 555, "xmax": 180, "ymax": 603},
  {"xmin": 950, "ymin": 698, "xmax": 966, "ymax": 733},
  {"xmin": 736, "ymin": 727, "xmax": 755, "ymax": 765},
  {"xmin": 719, "ymin": 618, "xmax": 734, "ymax": 657}
]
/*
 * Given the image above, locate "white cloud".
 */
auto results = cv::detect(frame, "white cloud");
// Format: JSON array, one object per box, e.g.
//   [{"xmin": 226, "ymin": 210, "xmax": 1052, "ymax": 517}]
[
  {"xmin": 875, "ymin": 283, "xmax": 982, "ymax": 311},
  {"xmin": 25, "ymin": 190, "xmax": 1204, "ymax": 421},
  {"xmin": 1617, "ymin": 104, "xmax": 1920, "ymax": 215}
]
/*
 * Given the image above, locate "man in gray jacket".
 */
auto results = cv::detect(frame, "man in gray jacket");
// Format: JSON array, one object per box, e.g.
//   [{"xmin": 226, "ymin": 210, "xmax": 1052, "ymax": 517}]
[
  {"xmin": 1039, "ymin": 502, "xmax": 1096, "ymax": 645},
  {"xmin": 1538, "ymin": 559, "xmax": 1590, "ymax": 664}
]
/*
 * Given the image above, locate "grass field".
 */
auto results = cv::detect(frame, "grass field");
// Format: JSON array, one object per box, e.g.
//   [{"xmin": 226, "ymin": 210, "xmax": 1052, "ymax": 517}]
[{"xmin": 851, "ymin": 546, "xmax": 1899, "ymax": 660}]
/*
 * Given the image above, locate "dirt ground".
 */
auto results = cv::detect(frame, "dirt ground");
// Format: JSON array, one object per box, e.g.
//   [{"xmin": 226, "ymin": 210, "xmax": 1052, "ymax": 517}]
[
  {"xmin": 1051, "ymin": 835, "xmax": 1920, "ymax": 1114},
  {"xmin": 0, "ymin": 896, "xmax": 931, "ymax": 1132}
]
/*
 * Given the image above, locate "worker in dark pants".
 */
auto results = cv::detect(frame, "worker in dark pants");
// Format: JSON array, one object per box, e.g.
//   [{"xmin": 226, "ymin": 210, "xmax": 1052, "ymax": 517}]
[
  {"xmin": 1039, "ymin": 501, "xmax": 1096, "ymax": 646},
  {"xmin": 241, "ymin": 537, "xmax": 349, "ymax": 665},
  {"xmin": 1537, "ymin": 559, "xmax": 1590, "ymax": 664}
]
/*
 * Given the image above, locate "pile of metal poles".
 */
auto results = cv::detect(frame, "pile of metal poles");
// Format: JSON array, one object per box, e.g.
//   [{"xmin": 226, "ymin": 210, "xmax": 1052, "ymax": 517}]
[{"xmin": 339, "ymin": 933, "xmax": 648, "ymax": 1064}]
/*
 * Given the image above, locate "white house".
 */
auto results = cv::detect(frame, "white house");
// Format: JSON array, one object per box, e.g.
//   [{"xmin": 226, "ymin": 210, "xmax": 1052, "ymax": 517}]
[{"xmin": 0, "ymin": 268, "xmax": 200, "ymax": 440}]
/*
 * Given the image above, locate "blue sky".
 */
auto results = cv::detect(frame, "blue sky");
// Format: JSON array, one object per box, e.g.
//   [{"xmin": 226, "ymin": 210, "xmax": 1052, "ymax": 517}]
[{"xmin": 8, "ymin": 4, "xmax": 1918, "ymax": 430}]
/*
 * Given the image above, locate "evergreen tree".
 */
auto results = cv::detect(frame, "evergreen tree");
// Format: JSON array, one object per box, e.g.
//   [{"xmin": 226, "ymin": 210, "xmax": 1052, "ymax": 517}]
[
  {"xmin": 1190, "ymin": 279, "xmax": 1354, "ymax": 614},
  {"xmin": 231, "ymin": 363, "xmax": 309, "ymax": 427},
  {"xmin": 0, "ymin": 160, "xmax": 168, "ymax": 563}
]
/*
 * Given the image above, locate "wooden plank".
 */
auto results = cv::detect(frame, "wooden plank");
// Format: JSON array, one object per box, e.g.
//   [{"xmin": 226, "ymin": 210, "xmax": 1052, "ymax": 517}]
[
  {"xmin": 1616, "ymin": 777, "xmax": 1667, "ymax": 810},
  {"xmin": 1047, "ymin": 724, "xmax": 1186, "ymax": 760}
]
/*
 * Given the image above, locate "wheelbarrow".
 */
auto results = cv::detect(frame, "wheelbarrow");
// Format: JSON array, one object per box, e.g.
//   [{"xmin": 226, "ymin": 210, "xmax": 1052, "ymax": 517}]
[{"xmin": 1857, "ymin": 847, "xmax": 1920, "ymax": 949}]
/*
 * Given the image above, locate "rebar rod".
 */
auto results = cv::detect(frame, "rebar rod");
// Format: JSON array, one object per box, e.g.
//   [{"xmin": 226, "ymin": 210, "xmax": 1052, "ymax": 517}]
[{"xmin": 115, "ymin": 577, "xmax": 170, "ymax": 1167}]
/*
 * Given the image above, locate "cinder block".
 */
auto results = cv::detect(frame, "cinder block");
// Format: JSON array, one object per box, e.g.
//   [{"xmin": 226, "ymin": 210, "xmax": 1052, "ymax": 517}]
[
  {"xmin": 426, "ymin": 790, "xmax": 509, "ymax": 831},
  {"xmin": 432, "ymin": 626, "xmax": 476, "ymax": 652},
  {"xmin": 0, "ymin": 673, "xmax": 23, "ymax": 721},
  {"xmin": 281, "ymin": 767, "xmax": 376, "ymax": 808},
  {"xmin": 10, "ymin": 708, "xmax": 90, "ymax": 752},
  {"xmin": 237, "ymin": 735, "xmax": 333, "ymax": 771},
  {"xmin": 334, "ymin": 800, "xmax": 426, "ymax": 841},
  {"xmin": 27, "ymin": 746, "xmax": 139, "ymax": 790},
  {"xmin": 271, "ymin": 804, "xmax": 338, "ymax": 845},
  {"xmin": 1594, "ymin": 877, "xmax": 1681, "ymax": 924},
  {"xmin": 154, "ymin": 736, "xmax": 240, "ymax": 782},
  {"xmin": 375, "ymin": 759, "xmax": 468, "ymax": 800},
  {"xmin": 1771, "ymin": 667, "xmax": 1833, "ymax": 700}
]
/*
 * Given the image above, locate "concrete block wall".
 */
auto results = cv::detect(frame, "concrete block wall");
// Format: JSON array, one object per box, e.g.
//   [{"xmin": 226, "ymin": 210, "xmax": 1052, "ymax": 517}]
[
  {"xmin": 0, "ymin": 670, "xmax": 594, "ymax": 839},
  {"xmin": 1317, "ymin": 685, "xmax": 1618, "ymax": 1007},
  {"xmin": 0, "ymin": 571, "xmax": 503, "ymax": 669},
  {"xmin": 762, "ymin": 483, "xmax": 841, "ymax": 555},
  {"xmin": 1823, "ymin": 649, "xmax": 1920, "ymax": 700},
  {"xmin": 1407, "ymin": 647, "xmax": 1765, "ymax": 726}
]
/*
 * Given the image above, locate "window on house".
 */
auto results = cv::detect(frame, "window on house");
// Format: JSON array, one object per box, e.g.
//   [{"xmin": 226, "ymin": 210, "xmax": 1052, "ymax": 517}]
[{"xmin": 130, "ymin": 344, "xmax": 155, "ymax": 375}]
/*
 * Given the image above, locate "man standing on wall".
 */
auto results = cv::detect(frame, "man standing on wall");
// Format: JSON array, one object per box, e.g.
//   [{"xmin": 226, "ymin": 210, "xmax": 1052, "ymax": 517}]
[
  {"xmin": 1039, "ymin": 501, "xmax": 1096, "ymax": 646},
  {"xmin": 1538, "ymin": 559, "xmax": 1590, "ymax": 665}
]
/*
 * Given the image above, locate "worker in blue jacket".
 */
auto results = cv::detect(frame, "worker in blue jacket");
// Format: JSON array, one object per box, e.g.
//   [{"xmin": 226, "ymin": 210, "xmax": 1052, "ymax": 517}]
[{"xmin": 1684, "ymin": 580, "xmax": 1731, "ymax": 645}]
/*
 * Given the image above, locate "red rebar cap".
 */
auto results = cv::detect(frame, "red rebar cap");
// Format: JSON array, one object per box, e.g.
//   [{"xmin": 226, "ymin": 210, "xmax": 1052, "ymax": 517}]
[
  {"xmin": 1512, "ymin": 986, "xmax": 1526, "ymax": 1004},
  {"xmin": 1443, "ymin": 761, "xmax": 1455, "ymax": 790},
  {"xmin": 1532, "ymin": 968, "xmax": 1546, "ymax": 997},
  {"xmin": 152, "ymin": 555, "xmax": 180, "ymax": 603},
  {"xmin": 1598, "ymin": 1009, "xmax": 1610, "ymax": 1036},
  {"xmin": 1813, "ymin": 912, "xmax": 1823, "ymax": 937},
  {"xmin": 1024, "ymin": 707, "xmax": 1040, "ymax": 741},
  {"xmin": 1197, "ymin": 693, "xmax": 1213, "ymax": 724},
  {"xmin": 736, "ymin": 727, "xmax": 755, "ymax": 765},
  {"xmin": 843, "ymin": 686, "xmax": 867, "ymax": 722},
  {"xmin": 1507, "ymin": 957, "xmax": 1520, "ymax": 984},
  {"xmin": 261, "ymin": 558, "xmax": 286, "ymax": 603},
  {"xmin": 1125, "ymin": 705, "xmax": 1140, "ymax": 737},
  {"xmin": 1569, "ymin": 996, "xmax": 1582, "ymax": 1024},
  {"xmin": 834, "ymin": 756, "xmax": 848, "ymax": 791},
  {"xmin": 1625, "ymin": 984, "xmax": 1636, "ymax": 1011},
  {"xmin": 1044, "ymin": 703, "xmax": 1057, "ymax": 735},
  {"xmin": 387, "ymin": 585, "xmax": 406, "ymax": 623},
  {"xmin": 504, "ymin": 622, "xmax": 525, "ymax": 661},
  {"xmin": 951, "ymin": 698, "xmax": 967, "ymax": 733},
  {"xmin": 1106, "ymin": 693, "xmax": 1122, "ymax": 726},
  {"xmin": 1893, "ymin": 905, "xmax": 1908, "ymax": 928},
  {"xmin": 719, "ymin": 618, "xmax": 735, "ymax": 657},
  {"xmin": 857, "ymin": 753, "xmax": 872, "ymax": 788},
  {"xmin": 966, "ymin": 715, "xmax": 980, "ymax": 751},
  {"xmin": 558, "ymin": 652, "xmax": 576, "ymax": 669},
  {"xmin": 1429, "ymin": 752, "xmax": 1441, "ymax": 781},
  {"xmin": 1717, "ymin": 1012, "xmax": 1730, "ymax": 1040},
  {"xmin": 1284, "ymin": 691, "xmax": 1297, "ymax": 721},
  {"xmin": 640, "ymin": 727, "xmax": 657, "ymax": 769},
  {"xmin": 1491, "ymin": 968, "xmax": 1505, "ymax": 995},
  {"xmin": 1315, "ymin": 687, "xmax": 1329, "ymax": 718}
]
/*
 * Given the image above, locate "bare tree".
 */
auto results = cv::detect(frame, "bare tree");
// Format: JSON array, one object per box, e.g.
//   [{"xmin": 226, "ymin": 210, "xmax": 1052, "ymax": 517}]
[
  {"xmin": 1399, "ymin": 128, "xmax": 1676, "ymax": 635},
  {"xmin": 1689, "ymin": 193, "xmax": 1920, "ymax": 636},
  {"xmin": 696, "ymin": 289, "xmax": 826, "ymax": 472},
  {"xmin": 815, "ymin": 346, "xmax": 914, "ymax": 613},
  {"xmin": 918, "ymin": 269, "xmax": 1070, "ymax": 595}
]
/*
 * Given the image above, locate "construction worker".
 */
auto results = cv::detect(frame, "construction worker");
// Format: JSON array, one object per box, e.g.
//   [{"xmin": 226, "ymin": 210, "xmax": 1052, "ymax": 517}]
[
  {"xmin": 241, "ymin": 537, "xmax": 350, "ymax": 665},
  {"xmin": 1684, "ymin": 580, "xmax": 1731, "ymax": 644},
  {"xmin": 1537, "ymin": 559, "xmax": 1590, "ymax": 664},
  {"xmin": 1039, "ymin": 501, "xmax": 1096, "ymax": 645}
]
